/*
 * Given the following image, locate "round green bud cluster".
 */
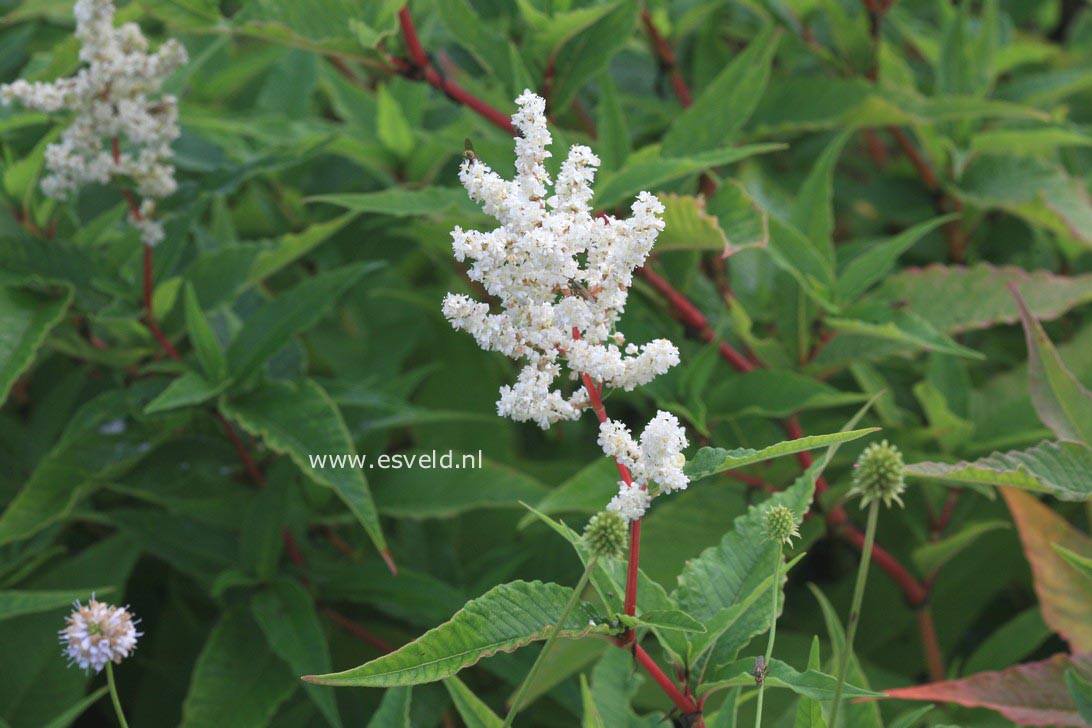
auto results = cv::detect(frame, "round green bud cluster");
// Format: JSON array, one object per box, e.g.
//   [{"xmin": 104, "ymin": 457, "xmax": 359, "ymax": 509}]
[
  {"xmin": 851, "ymin": 439, "xmax": 906, "ymax": 509},
  {"xmin": 583, "ymin": 510, "xmax": 628, "ymax": 559},
  {"xmin": 763, "ymin": 505, "xmax": 800, "ymax": 546}
]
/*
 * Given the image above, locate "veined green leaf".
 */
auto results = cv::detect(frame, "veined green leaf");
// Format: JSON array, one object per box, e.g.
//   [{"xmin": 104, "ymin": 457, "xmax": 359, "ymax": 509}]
[
  {"xmin": 0, "ymin": 284, "xmax": 73, "ymax": 406},
  {"xmin": 906, "ymin": 440, "xmax": 1092, "ymax": 501},
  {"xmin": 305, "ymin": 581, "xmax": 611, "ymax": 687},
  {"xmin": 684, "ymin": 428, "xmax": 877, "ymax": 481}
]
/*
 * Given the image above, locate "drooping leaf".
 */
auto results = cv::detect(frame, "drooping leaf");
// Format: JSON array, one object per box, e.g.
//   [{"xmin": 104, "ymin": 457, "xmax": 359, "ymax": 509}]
[
  {"xmin": 1002, "ymin": 489, "xmax": 1092, "ymax": 652},
  {"xmin": 443, "ymin": 677, "xmax": 503, "ymax": 728},
  {"xmin": 305, "ymin": 581, "xmax": 611, "ymax": 687},
  {"xmin": 220, "ymin": 378, "xmax": 386, "ymax": 554},
  {"xmin": 906, "ymin": 440, "xmax": 1092, "ymax": 501},
  {"xmin": 1012, "ymin": 286, "xmax": 1092, "ymax": 446},
  {"xmin": 39, "ymin": 688, "xmax": 110, "ymax": 728},
  {"xmin": 836, "ymin": 216, "xmax": 955, "ymax": 304},
  {"xmin": 684, "ymin": 428, "xmax": 877, "ymax": 481},
  {"xmin": 365, "ymin": 687, "xmax": 411, "ymax": 728},
  {"xmin": 0, "ymin": 284, "xmax": 72, "ymax": 405},
  {"xmin": 180, "ymin": 607, "xmax": 297, "ymax": 728},
  {"xmin": 143, "ymin": 370, "xmax": 226, "ymax": 414},
  {"xmin": 252, "ymin": 580, "xmax": 342, "ymax": 728},
  {"xmin": 705, "ymin": 370, "xmax": 866, "ymax": 419},
  {"xmin": 886, "ymin": 652, "xmax": 1092, "ymax": 727}
]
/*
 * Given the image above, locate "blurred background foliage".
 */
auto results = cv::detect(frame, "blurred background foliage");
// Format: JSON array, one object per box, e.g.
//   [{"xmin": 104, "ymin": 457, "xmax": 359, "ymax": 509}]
[{"xmin": 0, "ymin": 0, "xmax": 1091, "ymax": 725}]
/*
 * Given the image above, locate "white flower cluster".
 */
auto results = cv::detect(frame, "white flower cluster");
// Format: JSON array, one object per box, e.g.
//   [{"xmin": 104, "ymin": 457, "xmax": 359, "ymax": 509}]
[
  {"xmin": 599, "ymin": 412, "xmax": 689, "ymax": 519},
  {"xmin": 0, "ymin": 0, "xmax": 187, "ymax": 246},
  {"xmin": 442, "ymin": 91, "xmax": 688, "ymax": 520},
  {"xmin": 60, "ymin": 596, "xmax": 141, "ymax": 673}
]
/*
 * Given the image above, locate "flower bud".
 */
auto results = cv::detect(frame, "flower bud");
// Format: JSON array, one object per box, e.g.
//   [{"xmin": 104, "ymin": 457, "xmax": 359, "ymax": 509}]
[
  {"xmin": 851, "ymin": 439, "xmax": 906, "ymax": 509},
  {"xmin": 763, "ymin": 505, "xmax": 800, "ymax": 546},
  {"xmin": 583, "ymin": 510, "xmax": 628, "ymax": 559}
]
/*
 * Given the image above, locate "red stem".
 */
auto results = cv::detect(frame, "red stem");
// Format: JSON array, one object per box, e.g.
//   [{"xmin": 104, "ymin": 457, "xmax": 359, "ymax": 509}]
[
  {"xmin": 573, "ymin": 328, "xmax": 642, "ymax": 630},
  {"xmin": 395, "ymin": 7, "xmax": 516, "ymax": 135},
  {"xmin": 632, "ymin": 643, "xmax": 701, "ymax": 718},
  {"xmin": 916, "ymin": 607, "xmax": 945, "ymax": 682},
  {"xmin": 323, "ymin": 608, "xmax": 395, "ymax": 654},
  {"xmin": 640, "ymin": 10, "xmax": 693, "ymax": 108}
]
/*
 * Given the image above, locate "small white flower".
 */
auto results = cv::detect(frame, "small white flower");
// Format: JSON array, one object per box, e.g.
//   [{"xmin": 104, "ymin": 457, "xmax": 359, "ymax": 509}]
[
  {"xmin": 442, "ymin": 91, "xmax": 677, "ymax": 429},
  {"xmin": 443, "ymin": 92, "xmax": 689, "ymax": 516},
  {"xmin": 1, "ymin": 0, "xmax": 186, "ymax": 246},
  {"xmin": 607, "ymin": 481, "xmax": 652, "ymax": 522},
  {"xmin": 60, "ymin": 596, "xmax": 141, "ymax": 673}
]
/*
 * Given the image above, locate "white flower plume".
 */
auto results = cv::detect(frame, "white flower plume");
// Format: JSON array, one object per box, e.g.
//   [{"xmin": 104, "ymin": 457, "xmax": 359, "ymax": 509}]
[
  {"xmin": 60, "ymin": 596, "xmax": 141, "ymax": 673},
  {"xmin": 1, "ymin": 0, "xmax": 187, "ymax": 246},
  {"xmin": 442, "ymin": 91, "xmax": 688, "ymax": 519}
]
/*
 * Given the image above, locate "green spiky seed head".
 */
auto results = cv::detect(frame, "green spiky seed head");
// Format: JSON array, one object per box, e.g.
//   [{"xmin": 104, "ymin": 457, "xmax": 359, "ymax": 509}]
[
  {"xmin": 763, "ymin": 505, "xmax": 800, "ymax": 546},
  {"xmin": 583, "ymin": 510, "xmax": 628, "ymax": 559},
  {"xmin": 851, "ymin": 439, "xmax": 906, "ymax": 509}
]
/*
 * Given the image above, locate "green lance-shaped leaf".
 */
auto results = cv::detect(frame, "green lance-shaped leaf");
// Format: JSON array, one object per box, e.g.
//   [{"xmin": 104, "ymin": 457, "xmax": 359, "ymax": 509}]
[
  {"xmin": 698, "ymin": 657, "xmax": 883, "ymax": 700},
  {"xmin": 906, "ymin": 440, "xmax": 1092, "ymax": 502},
  {"xmin": 365, "ymin": 687, "xmax": 411, "ymax": 728},
  {"xmin": 0, "ymin": 284, "xmax": 73, "ymax": 406},
  {"xmin": 252, "ymin": 580, "xmax": 342, "ymax": 728},
  {"xmin": 183, "ymin": 282, "xmax": 227, "ymax": 383},
  {"xmin": 684, "ymin": 427, "xmax": 878, "ymax": 482},
  {"xmin": 220, "ymin": 378, "xmax": 386, "ymax": 555},
  {"xmin": 0, "ymin": 588, "xmax": 113, "ymax": 622},
  {"xmin": 1012, "ymin": 285, "xmax": 1092, "ymax": 446},
  {"xmin": 661, "ymin": 25, "xmax": 780, "ymax": 157},
  {"xmin": 444, "ymin": 676, "xmax": 503, "ymax": 728},
  {"xmin": 226, "ymin": 262, "xmax": 382, "ymax": 380},
  {"xmin": 304, "ymin": 581, "xmax": 611, "ymax": 687}
]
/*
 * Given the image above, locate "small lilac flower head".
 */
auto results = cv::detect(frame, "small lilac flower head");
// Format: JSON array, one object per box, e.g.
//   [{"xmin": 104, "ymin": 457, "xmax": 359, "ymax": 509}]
[{"xmin": 60, "ymin": 595, "xmax": 141, "ymax": 673}]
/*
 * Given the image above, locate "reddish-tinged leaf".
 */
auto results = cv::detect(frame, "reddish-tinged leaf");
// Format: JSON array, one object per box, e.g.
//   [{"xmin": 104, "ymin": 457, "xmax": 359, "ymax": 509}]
[
  {"xmin": 1003, "ymin": 489, "xmax": 1092, "ymax": 652},
  {"xmin": 886, "ymin": 652, "xmax": 1092, "ymax": 726},
  {"xmin": 1011, "ymin": 284, "xmax": 1092, "ymax": 446}
]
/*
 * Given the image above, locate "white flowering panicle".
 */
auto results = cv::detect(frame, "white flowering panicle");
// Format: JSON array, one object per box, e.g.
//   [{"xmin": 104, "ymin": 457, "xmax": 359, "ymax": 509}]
[
  {"xmin": 60, "ymin": 596, "xmax": 141, "ymax": 673},
  {"xmin": 442, "ymin": 91, "xmax": 688, "ymax": 520},
  {"xmin": 0, "ymin": 0, "xmax": 187, "ymax": 246}
]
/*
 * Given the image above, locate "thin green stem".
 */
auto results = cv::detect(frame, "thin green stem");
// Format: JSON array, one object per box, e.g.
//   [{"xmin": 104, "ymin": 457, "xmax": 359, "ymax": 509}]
[
  {"xmin": 504, "ymin": 556, "xmax": 598, "ymax": 727},
  {"xmin": 829, "ymin": 500, "xmax": 880, "ymax": 727},
  {"xmin": 106, "ymin": 663, "xmax": 130, "ymax": 728},
  {"xmin": 754, "ymin": 542, "xmax": 784, "ymax": 728}
]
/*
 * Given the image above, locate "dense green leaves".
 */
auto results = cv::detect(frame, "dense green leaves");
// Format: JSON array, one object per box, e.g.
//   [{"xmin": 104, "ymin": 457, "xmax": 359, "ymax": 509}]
[
  {"xmin": 220, "ymin": 378, "xmax": 386, "ymax": 554},
  {"xmin": 306, "ymin": 581, "xmax": 612, "ymax": 687}
]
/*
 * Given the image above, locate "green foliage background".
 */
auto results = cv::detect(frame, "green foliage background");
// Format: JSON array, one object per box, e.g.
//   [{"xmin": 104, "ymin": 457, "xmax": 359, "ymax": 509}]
[{"xmin": 1, "ymin": 0, "xmax": 1091, "ymax": 726}]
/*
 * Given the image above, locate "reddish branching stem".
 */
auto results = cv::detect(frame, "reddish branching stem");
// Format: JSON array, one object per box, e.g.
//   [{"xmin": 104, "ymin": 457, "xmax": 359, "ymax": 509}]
[
  {"xmin": 394, "ymin": 8, "xmax": 516, "ymax": 135},
  {"xmin": 323, "ymin": 608, "xmax": 395, "ymax": 654},
  {"xmin": 630, "ymin": 642, "xmax": 701, "ymax": 718},
  {"xmin": 640, "ymin": 10, "xmax": 693, "ymax": 108}
]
